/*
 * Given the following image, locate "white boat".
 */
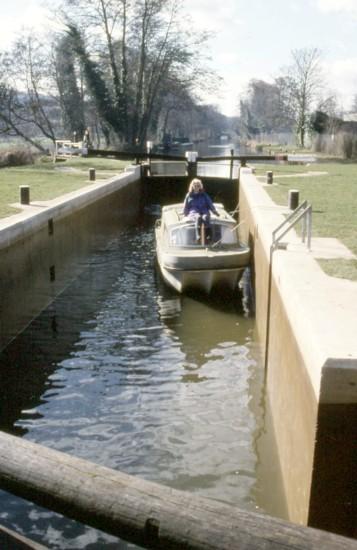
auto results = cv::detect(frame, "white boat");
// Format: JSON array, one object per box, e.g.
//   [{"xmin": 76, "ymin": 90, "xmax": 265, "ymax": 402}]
[{"xmin": 155, "ymin": 203, "xmax": 250, "ymax": 294}]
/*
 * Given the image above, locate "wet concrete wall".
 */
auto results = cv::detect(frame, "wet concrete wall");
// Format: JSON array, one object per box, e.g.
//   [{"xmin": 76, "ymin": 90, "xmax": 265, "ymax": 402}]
[
  {"xmin": 238, "ymin": 168, "xmax": 357, "ymax": 538},
  {"xmin": 0, "ymin": 166, "xmax": 141, "ymax": 351}
]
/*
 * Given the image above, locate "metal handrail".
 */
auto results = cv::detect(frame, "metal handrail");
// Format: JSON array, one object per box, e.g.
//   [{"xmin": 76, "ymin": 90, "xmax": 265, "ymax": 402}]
[
  {"xmin": 272, "ymin": 201, "xmax": 312, "ymax": 250},
  {"xmin": 272, "ymin": 200, "xmax": 307, "ymax": 239}
]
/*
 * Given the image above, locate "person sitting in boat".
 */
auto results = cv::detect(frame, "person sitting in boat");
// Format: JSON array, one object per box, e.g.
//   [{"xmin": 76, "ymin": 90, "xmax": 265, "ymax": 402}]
[{"xmin": 183, "ymin": 178, "xmax": 219, "ymax": 242}]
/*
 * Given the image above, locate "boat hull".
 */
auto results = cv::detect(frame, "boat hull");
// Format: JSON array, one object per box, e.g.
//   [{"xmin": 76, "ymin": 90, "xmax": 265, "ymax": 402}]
[
  {"xmin": 158, "ymin": 263, "xmax": 246, "ymax": 294},
  {"xmin": 156, "ymin": 241, "xmax": 250, "ymax": 294}
]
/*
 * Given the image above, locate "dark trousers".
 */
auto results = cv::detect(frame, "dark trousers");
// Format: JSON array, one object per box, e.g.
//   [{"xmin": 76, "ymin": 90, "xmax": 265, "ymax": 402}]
[{"xmin": 195, "ymin": 213, "xmax": 211, "ymax": 240}]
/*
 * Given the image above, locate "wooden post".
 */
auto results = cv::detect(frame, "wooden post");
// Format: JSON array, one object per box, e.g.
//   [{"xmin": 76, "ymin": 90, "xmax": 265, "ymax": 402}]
[
  {"xmin": 89, "ymin": 168, "xmax": 96, "ymax": 181},
  {"xmin": 288, "ymin": 189, "xmax": 299, "ymax": 210},
  {"xmin": 20, "ymin": 185, "xmax": 30, "ymax": 205},
  {"xmin": 266, "ymin": 171, "xmax": 273, "ymax": 184},
  {"xmin": 0, "ymin": 432, "xmax": 354, "ymax": 550}
]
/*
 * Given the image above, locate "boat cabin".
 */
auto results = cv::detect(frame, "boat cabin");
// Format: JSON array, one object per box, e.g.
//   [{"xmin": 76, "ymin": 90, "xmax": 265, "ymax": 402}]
[{"xmin": 160, "ymin": 204, "xmax": 239, "ymax": 248}]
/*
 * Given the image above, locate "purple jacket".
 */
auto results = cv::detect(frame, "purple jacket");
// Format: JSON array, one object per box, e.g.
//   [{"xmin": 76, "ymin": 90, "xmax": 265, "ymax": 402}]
[{"xmin": 183, "ymin": 191, "xmax": 218, "ymax": 216}]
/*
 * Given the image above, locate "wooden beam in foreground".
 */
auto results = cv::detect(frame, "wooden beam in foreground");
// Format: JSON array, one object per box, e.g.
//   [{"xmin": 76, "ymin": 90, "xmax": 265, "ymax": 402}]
[
  {"xmin": 0, "ymin": 524, "xmax": 48, "ymax": 549},
  {"xmin": 0, "ymin": 432, "xmax": 354, "ymax": 550}
]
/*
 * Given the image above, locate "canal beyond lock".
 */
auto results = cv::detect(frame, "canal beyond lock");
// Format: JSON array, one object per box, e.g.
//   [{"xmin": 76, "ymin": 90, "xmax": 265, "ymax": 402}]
[{"xmin": 0, "ymin": 215, "xmax": 286, "ymax": 548}]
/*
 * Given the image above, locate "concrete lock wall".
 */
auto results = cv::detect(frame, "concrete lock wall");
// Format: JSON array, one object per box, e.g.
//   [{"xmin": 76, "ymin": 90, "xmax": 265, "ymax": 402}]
[
  {"xmin": 0, "ymin": 166, "xmax": 142, "ymax": 351},
  {"xmin": 238, "ymin": 168, "xmax": 357, "ymax": 538}
]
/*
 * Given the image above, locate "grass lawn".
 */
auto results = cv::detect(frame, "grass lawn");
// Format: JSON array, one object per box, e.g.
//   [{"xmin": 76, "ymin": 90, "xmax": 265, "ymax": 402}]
[
  {"xmin": 253, "ymin": 160, "xmax": 357, "ymax": 281},
  {"xmin": 0, "ymin": 156, "xmax": 131, "ymax": 218}
]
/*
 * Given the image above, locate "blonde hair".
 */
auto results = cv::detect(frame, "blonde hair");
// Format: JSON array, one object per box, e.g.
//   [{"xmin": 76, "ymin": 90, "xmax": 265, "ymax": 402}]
[{"xmin": 188, "ymin": 178, "xmax": 203, "ymax": 193}]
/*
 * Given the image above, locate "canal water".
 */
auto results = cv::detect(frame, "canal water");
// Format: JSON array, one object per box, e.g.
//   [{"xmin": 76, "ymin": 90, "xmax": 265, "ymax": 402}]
[{"xmin": 0, "ymin": 211, "xmax": 285, "ymax": 547}]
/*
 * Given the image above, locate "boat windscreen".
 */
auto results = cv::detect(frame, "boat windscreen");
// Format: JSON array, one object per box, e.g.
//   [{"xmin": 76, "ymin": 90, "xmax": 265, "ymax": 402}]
[
  {"xmin": 220, "ymin": 225, "xmax": 238, "ymax": 244},
  {"xmin": 170, "ymin": 225, "xmax": 196, "ymax": 246},
  {"xmin": 169, "ymin": 223, "xmax": 238, "ymax": 246}
]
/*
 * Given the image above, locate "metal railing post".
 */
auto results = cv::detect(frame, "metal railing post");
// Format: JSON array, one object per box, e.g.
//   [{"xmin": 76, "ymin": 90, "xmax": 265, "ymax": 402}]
[
  {"xmin": 229, "ymin": 149, "xmax": 234, "ymax": 179},
  {"xmin": 307, "ymin": 206, "xmax": 312, "ymax": 249}
]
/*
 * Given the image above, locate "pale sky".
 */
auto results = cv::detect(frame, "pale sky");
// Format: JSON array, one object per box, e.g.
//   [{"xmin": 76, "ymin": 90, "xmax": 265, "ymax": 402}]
[{"xmin": 1, "ymin": 0, "xmax": 357, "ymax": 116}]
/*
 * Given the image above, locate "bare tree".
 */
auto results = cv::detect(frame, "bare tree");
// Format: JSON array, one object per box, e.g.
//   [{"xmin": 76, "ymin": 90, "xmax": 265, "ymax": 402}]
[
  {"xmin": 285, "ymin": 47, "xmax": 324, "ymax": 147},
  {"xmin": 0, "ymin": 83, "xmax": 49, "ymax": 152},
  {"xmin": 0, "ymin": 34, "xmax": 60, "ymax": 151}
]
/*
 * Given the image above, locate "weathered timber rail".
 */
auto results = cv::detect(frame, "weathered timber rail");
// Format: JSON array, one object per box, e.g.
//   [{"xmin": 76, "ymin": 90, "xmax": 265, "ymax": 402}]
[
  {"xmin": 0, "ymin": 432, "xmax": 355, "ymax": 549},
  {"xmin": 0, "ymin": 524, "xmax": 47, "ymax": 549},
  {"xmin": 85, "ymin": 147, "xmax": 287, "ymax": 164}
]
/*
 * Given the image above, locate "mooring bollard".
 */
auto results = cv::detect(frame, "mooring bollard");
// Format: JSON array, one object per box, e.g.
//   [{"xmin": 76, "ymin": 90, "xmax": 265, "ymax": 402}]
[
  {"xmin": 89, "ymin": 168, "xmax": 96, "ymax": 181},
  {"xmin": 20, "ymin": 185, "xmax": 30, "ymax": 205},
  {"xmin": 185, "ymin": 151, "xmax": 198, "ymax": 179},
  {"xmin": 288, "ymin": 189, "xmax": 299, "ymax": 210},
  {"xmin": 266, "ymin": 171, "xmax": 273, "ymax": 184},
  {"xmin": 229, "ymin": 148, "xmax": 234, "ymax": 179}
]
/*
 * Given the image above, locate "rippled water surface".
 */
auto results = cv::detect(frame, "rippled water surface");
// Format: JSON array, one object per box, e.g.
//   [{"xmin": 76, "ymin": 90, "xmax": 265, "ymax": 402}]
[{"xmin": 0, "ymin": 221, "xmax": 269, "ymax": 548}]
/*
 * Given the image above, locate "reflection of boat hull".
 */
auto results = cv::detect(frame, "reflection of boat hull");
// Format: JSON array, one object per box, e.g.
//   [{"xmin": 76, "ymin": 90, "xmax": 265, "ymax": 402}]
[{"xmin": 155, "ymin": 203, "xmax": 250, "ymax": 294}]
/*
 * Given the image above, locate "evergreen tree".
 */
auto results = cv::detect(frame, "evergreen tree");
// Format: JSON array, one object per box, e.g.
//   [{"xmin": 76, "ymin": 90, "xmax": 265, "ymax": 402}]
[{"xmin": 55, "ymin": 34, "xmax": 85, "ymax": 138}]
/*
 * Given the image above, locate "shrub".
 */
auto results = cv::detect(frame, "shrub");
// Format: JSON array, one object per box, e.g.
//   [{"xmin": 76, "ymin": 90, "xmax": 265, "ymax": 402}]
[
  {"xmin": 312, "ymin": 131, "xmax": 357, "ymax": 158},
  {"xmin": 0, "ymin": 148, "xmax": 35, "ymax": 168}
]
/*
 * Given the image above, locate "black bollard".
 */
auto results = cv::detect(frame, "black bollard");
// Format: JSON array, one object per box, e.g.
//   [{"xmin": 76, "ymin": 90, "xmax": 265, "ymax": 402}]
[
  {"xmin": 185, "ymin": 151, "xmax": 198, "ymax": 179},
  {"xmin": 20, "ymin": 185, "xmax": 30, "ymax": 205},
  {"xmin": 89, "ymin": 168, "xmax": 96, "ymax": 181},
  {"xmin": 288, "ymin": 189, "xmax": 299, "ymax": 210},
  {"xmin": 266, "ymin": 171, "xmax": 273, "ymax": 184}
]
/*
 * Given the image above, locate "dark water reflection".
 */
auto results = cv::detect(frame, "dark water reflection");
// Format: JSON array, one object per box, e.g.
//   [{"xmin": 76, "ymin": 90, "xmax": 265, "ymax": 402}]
[{"xmin": 0, "ymin": 221, "xmax": 269, "ymax": 549}]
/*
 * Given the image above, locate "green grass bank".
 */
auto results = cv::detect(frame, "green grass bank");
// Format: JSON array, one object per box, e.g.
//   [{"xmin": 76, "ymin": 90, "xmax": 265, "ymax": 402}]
[
  {"xmin": 0, "ymin": 157, "xmax": 130, "ymax": 218},
  {"xmin": 254, "ymin": 160, "xmax": 357, "ymax": 281}
]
